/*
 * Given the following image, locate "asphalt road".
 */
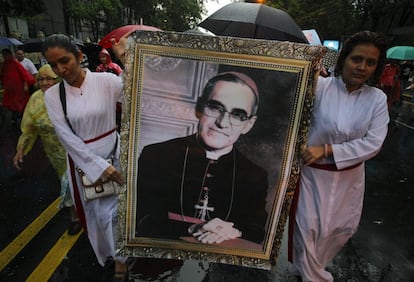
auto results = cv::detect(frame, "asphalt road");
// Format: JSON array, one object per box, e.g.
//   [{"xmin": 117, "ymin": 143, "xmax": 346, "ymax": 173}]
[{"xmin": 1, "ymin": 102, "xmax": 413, "ymax": 281}]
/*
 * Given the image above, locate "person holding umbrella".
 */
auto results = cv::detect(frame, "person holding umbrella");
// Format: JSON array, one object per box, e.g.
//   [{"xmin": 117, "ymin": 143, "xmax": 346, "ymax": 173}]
[
  {"xmin": 289, "ymin": 31, "xmax": 390, "ymax": 281},
  {"xmin": 99, "ymin": 24, "xmax": 160, "ymax": 65},
  {"xmin": 386, "ymin": 46, "xmax": 414, "ymax": 102}
]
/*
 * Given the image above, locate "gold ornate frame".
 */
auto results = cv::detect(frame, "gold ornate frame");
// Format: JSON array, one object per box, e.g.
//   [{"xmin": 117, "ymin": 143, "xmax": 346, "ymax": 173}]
[{"xmin": 117, "ymin": 31, "xmax": 325, "ymax": 270}]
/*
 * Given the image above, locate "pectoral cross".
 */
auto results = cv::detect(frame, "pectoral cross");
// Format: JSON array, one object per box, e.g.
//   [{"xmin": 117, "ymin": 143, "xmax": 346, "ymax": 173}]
[{"xmin": 194, "ymin": 197, "xmax": 214, "ymax": 221}]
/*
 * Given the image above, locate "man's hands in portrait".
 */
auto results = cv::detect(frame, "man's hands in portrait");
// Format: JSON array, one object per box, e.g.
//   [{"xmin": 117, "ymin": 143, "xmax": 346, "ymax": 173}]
[{"xmin": 188, "ymin": 218, "xmax": 242, "ymax": 244}]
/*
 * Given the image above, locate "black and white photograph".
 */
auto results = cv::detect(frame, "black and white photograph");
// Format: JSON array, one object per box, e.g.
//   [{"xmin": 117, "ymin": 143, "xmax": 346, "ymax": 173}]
[{"xmin": 117, "ymin": 31, "xmax": 323, "ymax": 269}]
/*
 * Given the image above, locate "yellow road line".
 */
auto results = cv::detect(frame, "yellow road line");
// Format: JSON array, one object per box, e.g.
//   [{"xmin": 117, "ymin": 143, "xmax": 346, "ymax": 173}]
[
  {"xmin": 0, "ymin": 197, "xmax": 61, "ymax": 272},
  {"xmin": 26, "ymin": 229, "xmax": 83, "ymax": 282}
]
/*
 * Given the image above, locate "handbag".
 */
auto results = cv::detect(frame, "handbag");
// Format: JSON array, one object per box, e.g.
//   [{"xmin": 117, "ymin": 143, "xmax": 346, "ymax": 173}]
[
  {"xmin": 76, "ymin": 158, "xmax": 121, "ymax": 201},
  {"xmin": 59, "ymin": 82, "xmax": 121, "ymax": 201}
]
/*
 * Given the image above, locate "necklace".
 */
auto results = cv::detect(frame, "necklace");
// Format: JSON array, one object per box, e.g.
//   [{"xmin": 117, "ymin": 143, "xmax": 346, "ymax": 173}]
[{"xmin": 179, "ymin": 145, "xmax": 236, "ymax": 222}]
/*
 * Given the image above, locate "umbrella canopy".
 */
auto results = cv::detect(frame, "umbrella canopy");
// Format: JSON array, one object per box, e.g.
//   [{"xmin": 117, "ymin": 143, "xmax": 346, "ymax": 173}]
[
  {"xmin": 0, "ymin": 37, "xmax": 23, "ymax": 46},
  {"xmin": 99, "ymin": 24, "xmax": 160, "ymax": 49},
  {"xmin": 22, "ymin": 38, "xmax": 45, "ymax": 53},
  {"xmin": 23, "ymin": 37, "xmax": 83, "ymax": 53},
  {"xmin": 387, "ymin": 46, "xmax": 414, "ymax": 61},
  {"xmin": 199, "ymin": 2, "xmax": 308, "ymax": 43},
  {"xmin": 81, "ymin": 42, "xmax": 107, "ymax": 70}
]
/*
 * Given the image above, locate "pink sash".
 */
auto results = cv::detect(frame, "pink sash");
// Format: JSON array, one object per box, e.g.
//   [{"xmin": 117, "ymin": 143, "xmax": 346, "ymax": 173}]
[{"xmin": 288, "ymin": 161, "xmax": 363, "ymax": 261}]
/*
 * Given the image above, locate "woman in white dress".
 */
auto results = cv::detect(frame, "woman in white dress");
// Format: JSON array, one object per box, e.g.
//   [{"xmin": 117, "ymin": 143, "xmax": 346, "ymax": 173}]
[
  {"xmin": 289, "ymin": 31, "xmax": 390, "ymax": 281},
  {"xmin": 42, "ymin": 34, "xmax": 128, "ymax": 281}
]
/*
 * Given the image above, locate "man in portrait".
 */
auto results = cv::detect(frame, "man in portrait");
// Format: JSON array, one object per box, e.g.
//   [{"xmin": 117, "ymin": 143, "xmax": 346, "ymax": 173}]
[{"xmin": 136, "ymin": 72, "xmax": 268, "ymax": 246}]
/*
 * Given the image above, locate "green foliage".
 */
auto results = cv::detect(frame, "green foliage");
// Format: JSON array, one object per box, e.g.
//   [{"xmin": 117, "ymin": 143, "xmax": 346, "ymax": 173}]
[
  {"xmin": 1, "ymin": 0, "xmax": 46, "ymax": 17},
  {"xmin": 353, "ymin": 0, "xmax": 414, "ymax": 33},
  {"xmin": 67, "ymin": 0, "xmax": 124, "ymax": 41},
  {"xmin": 266, "ymin": 0, "xmax": 358, "ymax": 41},
  {"xmin": 265, "ymin": 0, "xmax": 414, "ymax": 45},
  {"xmin": 67, "ymin": 0, "xmax": 123, "ymax": 26},
  {"xmin": 65, "ymin": 0, "xmax": 205, "ymax": 41},
  {"xmin": 150, "ymin": 0, "xmax": 205, "ymax": 31},
  {"xmin": 118, "ymin": 0, "xmax": 205, "ymax": 31},
  {"xmin": 3, "ymin": 0, "xmax": 413, "ymax": 45}
]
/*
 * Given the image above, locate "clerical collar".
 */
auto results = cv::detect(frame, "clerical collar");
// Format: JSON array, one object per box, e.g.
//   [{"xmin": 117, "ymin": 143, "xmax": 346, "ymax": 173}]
[
  {"xmin": 195, "ymin": 134, "xmax": 233, "ymax": 160},
  {"xmin": 206, "ymin": 149, "xmax": 232, "ymax": 160}
]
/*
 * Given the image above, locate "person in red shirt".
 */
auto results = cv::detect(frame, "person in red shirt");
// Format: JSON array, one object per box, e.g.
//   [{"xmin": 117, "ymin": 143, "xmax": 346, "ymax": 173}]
[
  {"xmin": 377, "ymin": 60, "xmax": 401, "ymax": 108},
  {"xmin": 0, "ymin": 48, "xmax": 35, "ymax": 126}
]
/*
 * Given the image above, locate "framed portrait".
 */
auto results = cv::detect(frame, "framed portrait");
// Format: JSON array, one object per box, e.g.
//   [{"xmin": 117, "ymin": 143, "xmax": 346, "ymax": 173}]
[{"xmin": 117, "ymin": 31, "xmax": 325, "ymax": 270}]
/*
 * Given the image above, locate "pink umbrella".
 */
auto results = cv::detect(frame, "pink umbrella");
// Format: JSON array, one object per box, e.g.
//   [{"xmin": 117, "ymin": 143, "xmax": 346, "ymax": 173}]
[{"xmin": 98, "ymin": 25, "xmax": 160, "ymax": 49}]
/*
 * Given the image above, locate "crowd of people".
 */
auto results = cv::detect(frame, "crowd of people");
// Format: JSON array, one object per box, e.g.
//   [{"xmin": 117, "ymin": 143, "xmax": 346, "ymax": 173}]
[
  {"xmin": 0, "ymin": 26, "xmax": 406, "ymax": 282},
  {"xmin": 1, "ymin": 31, "xmax": 127, "ymax": 281}
]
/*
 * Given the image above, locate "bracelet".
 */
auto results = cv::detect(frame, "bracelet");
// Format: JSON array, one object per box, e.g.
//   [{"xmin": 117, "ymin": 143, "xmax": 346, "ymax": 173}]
[{"xmin": 324, "ymin": 144, "xmax": 328, "ymax": 158}]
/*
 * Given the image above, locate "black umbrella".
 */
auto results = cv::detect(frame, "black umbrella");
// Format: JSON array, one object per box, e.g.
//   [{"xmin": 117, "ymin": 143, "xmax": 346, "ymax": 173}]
[
  {"xmin": 23, "ymin": 37, "xmax": 84, "ymax": 53},
  {"xmin": 22, "ymin": 38, "xmax": 44, "ymax": 53},
  {"xmin": 199, "ymin": 2, "xmax": 308, "ymax": 44},
  {"xmin": 80, "ymin": 42, "xmax": 105, "ymax": 70}
]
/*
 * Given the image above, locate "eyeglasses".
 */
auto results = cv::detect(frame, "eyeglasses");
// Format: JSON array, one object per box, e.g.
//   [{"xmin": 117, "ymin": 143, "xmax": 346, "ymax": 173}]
[
  {"xmin": 203, "ymin": 100, "xmax": 252, "ymax": 126},
  {"xmin": 37, "ymin": 77, "xmax": 56, "ymax": 83}
]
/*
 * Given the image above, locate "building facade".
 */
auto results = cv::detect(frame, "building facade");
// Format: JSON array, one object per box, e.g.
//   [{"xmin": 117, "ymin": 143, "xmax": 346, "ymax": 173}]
[{"xmin": 1, "ymin": 0, "xmax": 93, "ymax": 42}]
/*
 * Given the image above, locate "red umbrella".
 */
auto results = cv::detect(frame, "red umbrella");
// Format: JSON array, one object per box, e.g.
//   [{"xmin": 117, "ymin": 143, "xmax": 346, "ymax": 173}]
[{"xmin": 99, "ymin": 25, "xmax": 160, "ymax": 49}]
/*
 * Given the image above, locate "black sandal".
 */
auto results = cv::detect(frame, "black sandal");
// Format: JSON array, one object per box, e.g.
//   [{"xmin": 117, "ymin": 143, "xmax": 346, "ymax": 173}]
[{"xmin": 68, "ymin": 220, "xmax": 82, "ymax": 235}]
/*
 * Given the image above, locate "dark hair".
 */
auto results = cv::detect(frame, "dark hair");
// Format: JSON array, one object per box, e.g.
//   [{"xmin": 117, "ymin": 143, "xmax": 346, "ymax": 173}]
[
  {"xmin": 196, "ymin": 72, "xmax": 259, "ymax": 116},
  {"xmin": 334, "ymin": 30, "xmax": 388, "ymax": 84},
  {"xmin": 1, "ymin": 48, "xmax": 12, "ymax": 55},
  {"xmin": 41, "ymin": 34, "xmax": 80, "ymax": 57}
]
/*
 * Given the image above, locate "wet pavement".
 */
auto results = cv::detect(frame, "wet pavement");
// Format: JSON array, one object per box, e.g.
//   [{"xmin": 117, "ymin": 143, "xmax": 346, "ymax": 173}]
[{"xmin": 1, "ymin": 102, "xmax": 413, "ymax": 281}]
